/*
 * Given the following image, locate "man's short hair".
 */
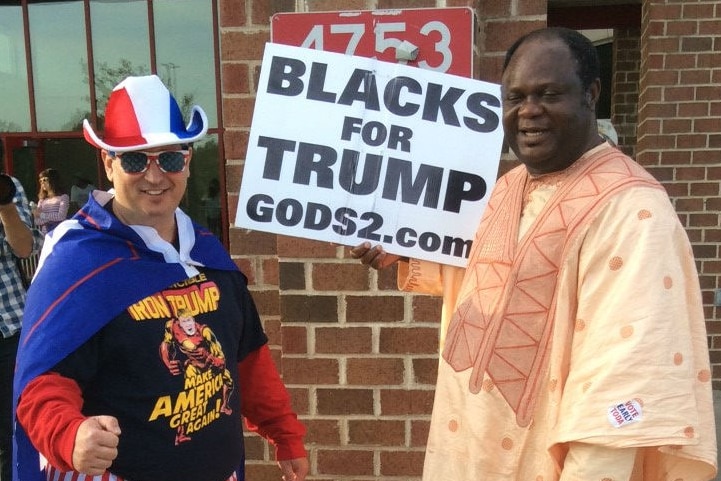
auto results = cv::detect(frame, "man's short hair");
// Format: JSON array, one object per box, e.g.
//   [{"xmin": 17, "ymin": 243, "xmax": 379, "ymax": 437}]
[{"xmin": 502, "ymin": 27, "xmax": 601, "ymax": 91}]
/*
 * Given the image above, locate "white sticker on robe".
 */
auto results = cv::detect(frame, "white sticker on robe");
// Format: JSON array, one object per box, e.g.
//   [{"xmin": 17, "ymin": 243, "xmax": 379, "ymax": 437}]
[{"xmin": 607, "ymin": 400, "xmax": 643, "ymax": 428}]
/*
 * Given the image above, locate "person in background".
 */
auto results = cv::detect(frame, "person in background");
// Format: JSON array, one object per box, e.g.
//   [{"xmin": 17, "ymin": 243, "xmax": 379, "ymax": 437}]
[
  {"xmin": 14, "ymin": 75, "xmax": 308, "ymax": 481},
  {"xmin": 34, "ymin": 168, "xmax": 69, "ymax": 235},
  {"xmin": 0, "ymin": 173, "xmax": 34, "ymax": 481},
  {"xmin": 69, "ymin": 173, "xmax": 96, "ymax": 215},
  {"xmin": 352, "ymin": 27, "xmax": 716, "ymax": 481}
]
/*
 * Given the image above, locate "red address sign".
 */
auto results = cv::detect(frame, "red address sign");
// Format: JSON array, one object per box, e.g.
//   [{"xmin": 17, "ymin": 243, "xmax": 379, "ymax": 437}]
[{"xmin": 271, "ymin": 7, "xmax": 475, "ymax": 78}]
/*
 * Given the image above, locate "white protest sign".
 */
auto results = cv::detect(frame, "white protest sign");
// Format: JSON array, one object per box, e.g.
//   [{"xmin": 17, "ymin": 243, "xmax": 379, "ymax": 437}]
[{"xmin": 235, "ymin": 43, "xmax": 503, "ymax": 267}]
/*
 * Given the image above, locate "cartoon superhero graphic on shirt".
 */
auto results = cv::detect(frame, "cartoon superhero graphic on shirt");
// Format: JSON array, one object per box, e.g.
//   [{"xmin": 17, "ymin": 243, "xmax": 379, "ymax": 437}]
[{"xmin": 159, "ymin": 308, "xmax": 234, "ymax": 444}]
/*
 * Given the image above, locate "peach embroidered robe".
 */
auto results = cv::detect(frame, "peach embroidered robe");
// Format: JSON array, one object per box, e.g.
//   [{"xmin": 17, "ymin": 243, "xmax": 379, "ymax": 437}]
[{"xmin": 403, "ymin": 144, "xmax": 717, "ymax": 481}]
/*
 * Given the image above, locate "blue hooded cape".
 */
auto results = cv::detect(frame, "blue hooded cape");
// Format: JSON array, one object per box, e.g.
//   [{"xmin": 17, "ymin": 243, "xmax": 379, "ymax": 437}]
[{"xmin": 13, "ymin": 193, "xmax": 238, "ymax": 481}]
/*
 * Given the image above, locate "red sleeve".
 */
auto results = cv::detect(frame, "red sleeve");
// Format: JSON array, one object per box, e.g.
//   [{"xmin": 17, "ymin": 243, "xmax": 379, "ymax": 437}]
[
  {"xmin": 16, "ymin": 372, "xmax": 87, "ymax": 471},
  {"xmin": 238, "ymin": 345, "xmax": 306, "ymax": 460}
]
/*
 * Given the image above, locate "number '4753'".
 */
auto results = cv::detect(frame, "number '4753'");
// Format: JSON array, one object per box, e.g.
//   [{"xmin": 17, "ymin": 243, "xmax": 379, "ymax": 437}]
[{"xmin": 299, "ymin": 21, "xmax": 453, "ymax": 73}]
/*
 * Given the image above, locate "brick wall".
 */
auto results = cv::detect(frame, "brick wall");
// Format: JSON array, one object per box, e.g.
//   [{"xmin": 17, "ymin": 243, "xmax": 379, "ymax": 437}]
[
  {"xmin": 220, "ymin": 0, "xmax": 721, "ymax": 479},
  {"xmin": 635, "ymin": 0, "xmax": 721, "ymax": 385},
  {"xmin": 219, "ymin": 1, "xmax": 534, "ymax": 478},
  {"xmin": 612, "ymin": 27, "xmax": 641, "ymax": 157}
]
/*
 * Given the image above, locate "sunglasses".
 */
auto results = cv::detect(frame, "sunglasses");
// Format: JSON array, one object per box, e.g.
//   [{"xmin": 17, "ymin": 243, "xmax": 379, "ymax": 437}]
[{"xmin": 108, "ymin": 149, "xmax": 190, "ymax": 174}]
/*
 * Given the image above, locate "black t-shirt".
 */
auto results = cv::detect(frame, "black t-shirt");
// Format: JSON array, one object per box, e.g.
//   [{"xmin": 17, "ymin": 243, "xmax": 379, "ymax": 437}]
[{"xmin": 54, "ymin": 268, "xmax": 268, "ymax": 481}]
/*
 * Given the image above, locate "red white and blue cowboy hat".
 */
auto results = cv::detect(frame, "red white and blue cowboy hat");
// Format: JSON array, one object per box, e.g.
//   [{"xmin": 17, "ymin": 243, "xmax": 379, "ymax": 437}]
[{"xmin": 83, "ymin": 74, "xmax": 208, "ymax": 152}]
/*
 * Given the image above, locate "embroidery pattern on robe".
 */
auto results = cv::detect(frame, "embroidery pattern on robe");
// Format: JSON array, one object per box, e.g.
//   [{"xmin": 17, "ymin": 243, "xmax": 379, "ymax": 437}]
[{"xmin": 442, "ymin": 149, "xmax": 663, "ymax": 426}]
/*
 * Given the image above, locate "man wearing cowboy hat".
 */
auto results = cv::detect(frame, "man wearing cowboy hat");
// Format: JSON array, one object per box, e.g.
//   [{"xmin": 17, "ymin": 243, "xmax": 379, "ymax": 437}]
[{"xmin": 13, "ymin": 75, "xmax": 308, "ymax": 481}]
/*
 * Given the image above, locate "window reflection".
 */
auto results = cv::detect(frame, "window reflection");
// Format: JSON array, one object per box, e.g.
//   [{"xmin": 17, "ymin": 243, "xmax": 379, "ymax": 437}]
[
  {"xmin": 29, "ymin": 1, "xmax": 89, "ymax": 132},
  {"xmin": 185, "ymin": 134, "xmax": 222, "ymax": 235},
  {"xmin": 154, "ymin": 0, "xmax": 218, "ymax": 128},
  {"xmin": 90, "ymin": 0, "xmax": 151, "ymax": 131},
  {"xmin": 1, "ymin": 0, "xmax": 223, "ymax": 241},
  {"xmin": 0, "ymin": 1, "xmax": 31, "ymax": 132}
]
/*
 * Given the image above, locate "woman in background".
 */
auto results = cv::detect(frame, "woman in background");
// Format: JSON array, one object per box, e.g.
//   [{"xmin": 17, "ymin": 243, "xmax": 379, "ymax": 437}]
[{"xmin": 34, "ymin": 168, "xmax": 69, "ymax": 235}]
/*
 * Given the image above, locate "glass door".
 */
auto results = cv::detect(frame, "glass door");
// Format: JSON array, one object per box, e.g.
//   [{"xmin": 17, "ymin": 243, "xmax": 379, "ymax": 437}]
[{"xmin": 4, "ymin": 136, "xmax": 41, "ymax": 203}]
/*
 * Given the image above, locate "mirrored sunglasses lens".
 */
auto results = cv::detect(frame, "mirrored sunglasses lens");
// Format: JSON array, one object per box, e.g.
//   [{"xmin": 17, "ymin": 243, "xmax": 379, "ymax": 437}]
[
  {"xmin": 158, "ymin": 151, "xmax": 186, "ymax": 172},
  {"xmin": 120, "ymin": 152, "xmax": 149, "ymax": 173}
]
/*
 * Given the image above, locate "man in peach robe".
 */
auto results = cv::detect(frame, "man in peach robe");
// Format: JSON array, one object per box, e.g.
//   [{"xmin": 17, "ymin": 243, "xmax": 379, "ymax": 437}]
[{"xmin": 353, "ymin": 27, "xmax": 716, "ymax": 481}]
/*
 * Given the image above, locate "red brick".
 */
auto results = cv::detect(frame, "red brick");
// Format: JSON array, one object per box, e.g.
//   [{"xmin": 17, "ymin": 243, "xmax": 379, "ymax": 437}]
[
  {"xmin": 413, "ymin": 357, "xmax": 439, "ymax": 385},
  {"xmin": 317, "ymin": 388, "xmax": 374, "ymax": 415},
  {"xmin": 222, "ymin": 133, "xmax": 249, "ymax": 163},
  {"xmin": 304, "ymin": 0, "xmax": 369, "ymax": 11},
  {"xmin": 315, "ymin": 327, "xmax": 374, "ymax": 354},
  {"xmin": 346, "ymin": 295, "xmax": 405, "ymax": 322},
  {"xmin": 347, "ymin": 357, "xmax": 405, "ymax": 384},
  {"xmin": 699, "ymin": 19, "xmax": 721, "ymax": 35},
  {"xmin": 678, "ymin": 134, "xmax": 710, "ymax": 149},
  {"xmin": 411, "ymin": 419, "xmax": 431, "ymax": 447},
  {"xmin": 696, "ymin": 117, "xmax": 721, "ymax": 133},
  {"xmin": 675, "ymin": 198, "xmax": 704, "ymax": 212},
  {"xmin": 221, "ymin": 31, "xmax": 270, "ymax": 61},
  {"xmin": 484, "ymin": 20, "xmax": 546, "ymax": 52},
  {"xmin": 380, "ymin": 449, "xmax": 426, "ymax": 477},
  {"xmin": 646, "ymin": 69, "xmax": 681, "ymax": 86},
  {"xmin": 219, "ymin": 0, "xmax": 247, "ymax": 27},
  {"xmin": 649, "ymin": 4, "xmax": 682, "ymax": 21},
  {"xmin": 639, "ymin": 102, "xmax": 677, "ymax": 119},
  {"xmin": 690, "ymin": 214, "xmax": 721, "ymax": 229},
  {"xmin": 666, "ymin": 20, "xmax": 699, "ymax": 36},
  {"xmin": 317, "ymin": 449, "xmax": 374, "ymax": 476},
  {"xmin": 412, "ymin": 295, "xmax": 443, "ymax": 323},
  {"xmin": 250, "ymin": 288, "xmax": 280, "ymax": 316},
  {"xmin": 517, "ymin": 0, "xmax": 545, "ymax": 16},
  {"xmin": 348, "ymin": 419, "xmax": 406, "ymax": 445},
  {"xmin": 230, "ymin": 229, "xmax": 275, "ymax": 256},
  {"xmin": 277, "ymin": 235, "xmax": 338, "ymax": 257},
  {"xmin": 681, "ymin": 37, "xmax": 713, "ymax": 53},
  {"xmin": 221, "ymin": 96, "xmax": 256, "ymax": 127},
  {"xmin": 680, "ymin": 69, "xmax": 711, "ymax": 85},
  {"xmin": 377, "ymin": 263, "xmax": 400, "ymax": 290},
  {"xmin": 303, "ymin": 419, "xmax": 341, "ymax": 445},
  {"xmin": 379, "ymin": 327, "xmax": 439, "ymax": 354},
  {"xmin": 279, "ymin": 262, "xmax": 305, "ymax": 290},
  {"xmin": 261, "ymin": 257, "xmax": 279, "ymax": 285},
  {"xmin": 678, "ymin": 102, "xmax": 709, "ymax": 118},
  {"xmin": 264, "ymin": 318, "xmax": 282, "ymax": 344},
  {"xmin": 689, "ymin": 182, "xmax": 720, "ymax": 196},
  {"xmin": 250, "ymin": 0, "xmax": 272, "ymax": 25},
  {"xmin": 478, "ymin": 0, "xmax": 511, "ymax": 17},
  {"xmin": 281, "ymin": 294, "xmax": 338, "ymax": 322},
  {"xmin": 244, "ymin": 463, "xmax": 283, "ymax": 479},
  {"xmin": 243, "ymin": 433, "xmax": 267, "ymax": 460},
  {"xmin": 664, "ymin": 86, "xmax": 697, "ymax": 102},
  {"xmin": 380, "ymin": 389, "xmax": 435, "ymax": 415},
  {"xmin": 287, "ymin": 387, "xmax": 309, "ymax": 414},
  {"xmin": 377, "ymin": 0, "xmax": 436, "ymax": 8},
  {"xmin": 694, "ymin": 150, "xmax": 721, "ymax": 164},
  {"xmin": 221, "ymin": 63, "xmax": 251, "ymax": 94},
  {"xmin": 313, "ymin": 263, "xmax": 370, "ymax": 290},
  {"xmin": 682, "ymin": 3, "xmax": 715, "ymax": 19},
  {"xmin": 675, "ymin": 166, "xmax": 705, "ymax": 181},
  {"xmin": 281, "ymin": 325, "xmax": 308, "ymax": 354},
  {"xmin": 283, "ymin": 357, "xmax": 339, "ymax": 384}
]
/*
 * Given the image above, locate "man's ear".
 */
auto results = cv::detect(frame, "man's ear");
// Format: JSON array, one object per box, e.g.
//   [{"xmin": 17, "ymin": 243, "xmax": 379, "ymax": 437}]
[
  {"xmin": 100, "ymin": 150, "xmax": 115, "ymax": 182},
  {"xmin": 186, "ymin": 147, "xmax": 193, "ymax": 175},
  {"xmin": 586, "ymin": 78, "xmax": 601, "ymax": 110}
]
